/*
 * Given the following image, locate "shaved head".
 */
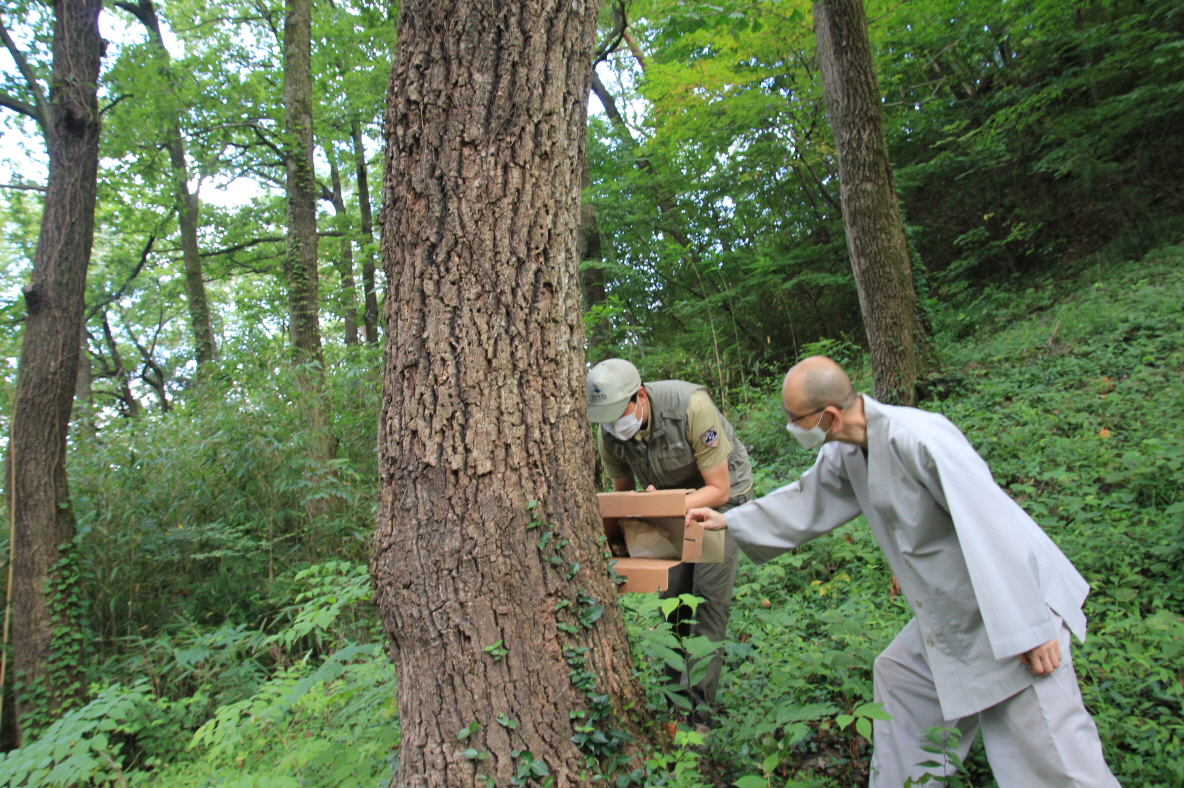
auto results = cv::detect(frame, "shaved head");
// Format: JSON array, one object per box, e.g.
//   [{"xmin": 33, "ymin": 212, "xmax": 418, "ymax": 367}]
[{"xmin": 782, "ymin": 356, "xmax": 857, "ymax": 413}]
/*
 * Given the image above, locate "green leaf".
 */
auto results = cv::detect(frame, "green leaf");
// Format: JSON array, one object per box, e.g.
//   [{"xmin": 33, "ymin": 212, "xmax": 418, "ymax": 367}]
[
  {"xmin": 458, "ymin": 721, "xmax": 479, "ymax": 740},
  {"xmin": 733, "ymin": 776, "xmax": 768, "ymax": 788},
  {"xmin": 580, "ymin": 605, "xmax": 604, "ymax": 627},
  {"xmin": 650, "ymin": 644, "xmax": 686, "ymax": 673},
  {"xmin": 855, "ymin": 702, "xmax": 893, "ymax": 721}
]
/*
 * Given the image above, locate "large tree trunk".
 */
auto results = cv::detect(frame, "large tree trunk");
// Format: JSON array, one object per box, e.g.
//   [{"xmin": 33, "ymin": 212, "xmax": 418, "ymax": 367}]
[
  {"xmin": 814, "ymin": 0, "xmax": 927, "ymax": 405},
  {"xmin": 117, "ymin": 0, "xmax": 218, "ymax": 368},
  {"xmin": 283, "ymin": 0, "xmax": 335, "ymax": 468},
  {"xmin": 373, "ymin": 1, "xmax": 648, "ymax": 786},
  {"xmin": 326, "ymin": 150, "xmax": 360, "ymax": 346},
  {"xmin": 351, "ymin": 121, "xmax": 380, "ymax": 344},
  {"xmin": 6, "ymin": 0, "xmax": 103, "ymax": 743}
]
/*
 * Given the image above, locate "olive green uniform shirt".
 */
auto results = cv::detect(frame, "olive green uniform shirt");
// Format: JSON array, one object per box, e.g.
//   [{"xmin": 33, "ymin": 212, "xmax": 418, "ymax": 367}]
[{"xmin": 597, "ymin": 381, "xmax": 753, "ymax": 500}]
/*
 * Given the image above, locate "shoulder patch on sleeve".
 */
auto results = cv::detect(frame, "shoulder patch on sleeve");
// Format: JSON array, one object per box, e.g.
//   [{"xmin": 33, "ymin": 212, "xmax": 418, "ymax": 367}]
[{"xmin": 701, "ymin": 427, "xmax": 719, "ymax": 448}]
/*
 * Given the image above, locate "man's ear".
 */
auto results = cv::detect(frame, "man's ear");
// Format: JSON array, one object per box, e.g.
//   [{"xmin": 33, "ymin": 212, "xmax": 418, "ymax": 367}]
[{"xmin": 824, "ymin": 404, "xmax": 841, "ymax": 431}]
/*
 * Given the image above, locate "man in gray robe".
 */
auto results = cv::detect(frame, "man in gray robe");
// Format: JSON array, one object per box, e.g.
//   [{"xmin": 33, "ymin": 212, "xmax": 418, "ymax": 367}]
[{"xmin": 686, "ymin": 356, "xmax": 1119, "ymax": 787}]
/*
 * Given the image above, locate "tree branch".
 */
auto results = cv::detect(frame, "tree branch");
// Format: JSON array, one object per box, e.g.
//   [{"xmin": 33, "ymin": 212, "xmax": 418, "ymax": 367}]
[
  {"xmin": 593, "ymin": 1, "xmax": 627, "ymax": 66},
  {"xmin": 0, "ymin": 90, "xmax": 39, "ymax": 121},
  {"xmin": 200, "ymin": 231, "xmax": 344, "ymax": 259},
  {"xmin": 112, "ymin": 0, "xmax": 152, "ymax": 28},
  {"xmin": 0, "ymin": 15, "xmax": 49, "ymax": 130},
  {"xmin": 200, "ymin": 236, "xmax": 284, "ymax": 258},
  {"xmin": 86, "ymin": 235, "xmax": 156, "ymax": 321},
  {"xmin": 622, "ymin": 29, "xmax": 646, "ymax": 71},
  {"xmin": 100, "ymin": 94, "xmax": 134, "ymax": 116},
  {"xmin": 0, "ymin": 181, "xmax": 46, "ymax": 193},
  {"xmin": 249, "ymin": 123, "xmax": 285, "ymax": 160}
]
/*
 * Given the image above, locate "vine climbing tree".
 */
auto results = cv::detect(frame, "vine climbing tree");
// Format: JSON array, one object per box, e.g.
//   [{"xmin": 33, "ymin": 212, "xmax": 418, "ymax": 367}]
[
  {"xmin": 371, "ymin": 1, "xmax": 651, "ymax": 785},
  {"xmin": 2, "ymin": 0, "xmax": 103, "ymax": 744}
]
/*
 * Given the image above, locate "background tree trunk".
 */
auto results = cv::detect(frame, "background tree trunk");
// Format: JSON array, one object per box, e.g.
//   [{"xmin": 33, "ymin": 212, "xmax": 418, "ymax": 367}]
[
  {"xmin": 326, "ymin": 150, "xmax": 360, "ymax": 346},
  {"xmin": 578, "ymin": 159, "xmax": 610, "ymax": 363},
  {"xmin": 6, "ymin": 0, "xmax": 103, "ymax": 744},
  {"xmin": 351, "ymin": 121, "xmax": 380, "ymax": 344},
  {"xmin": 117, "ymin": 0, "xmax": 218, "ymax": 369},
  {"xmin": 814, "ymin": 0, "xmax": 927, "ymax": 405},
  {"xmin": 283, "ymin": 0, "xmax": 336, "ymax": 468},
  {"xmin": 374, "ymin": 1, "xmax": 648, "ymax": 786}
]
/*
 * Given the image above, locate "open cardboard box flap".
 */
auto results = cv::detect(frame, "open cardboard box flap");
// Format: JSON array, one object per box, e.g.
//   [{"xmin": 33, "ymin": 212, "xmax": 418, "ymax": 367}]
[{"xmin": 598, "ymin": 490, "xmax": 725, "ymax": 594}]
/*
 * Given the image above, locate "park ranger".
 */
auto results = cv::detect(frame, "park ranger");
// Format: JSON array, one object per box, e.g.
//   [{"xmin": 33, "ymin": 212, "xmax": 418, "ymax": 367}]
[
  {"xmin": 586, "ymin": 358, "xmax": 753, "ymax": 732},
  {"xmin": 687, "ymin": 356, "xmax": 1119, "ymax": 787}
]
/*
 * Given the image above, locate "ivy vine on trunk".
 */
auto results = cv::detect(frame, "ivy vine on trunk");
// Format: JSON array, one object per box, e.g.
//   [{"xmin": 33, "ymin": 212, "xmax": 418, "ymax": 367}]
[{"xmin": 373, "ymin": 1, "xmax": 651, "ymax": 786}]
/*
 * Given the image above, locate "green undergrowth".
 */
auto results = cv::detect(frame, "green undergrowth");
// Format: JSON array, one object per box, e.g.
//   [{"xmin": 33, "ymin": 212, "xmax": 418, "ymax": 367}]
[
  {"xmin": 0, "ymin": 562, "xmax": 395, "ymax": 787},
  {"xmin": 3, "ymin": 246, "xmax": 1182, "ymax": 786},
  {"xmin": 681, "ymin": 242, "xmax": 1184, "ymax": 786}
]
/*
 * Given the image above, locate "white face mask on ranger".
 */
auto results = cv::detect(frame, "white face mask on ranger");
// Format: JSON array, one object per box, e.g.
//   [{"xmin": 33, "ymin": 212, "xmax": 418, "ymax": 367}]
[{"xmin": 604, "ymin": 408, "xmax": 643, "ymax": 440}]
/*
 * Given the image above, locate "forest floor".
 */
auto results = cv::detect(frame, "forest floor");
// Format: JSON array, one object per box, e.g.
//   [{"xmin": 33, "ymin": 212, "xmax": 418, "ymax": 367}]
[
  {"xmin": 2, "ymin": 243, "xmax": 1181, "ymax": 787},
  {"xmin": 655, "ymin": 241, "xmax": 1184, "ymax": 787}
]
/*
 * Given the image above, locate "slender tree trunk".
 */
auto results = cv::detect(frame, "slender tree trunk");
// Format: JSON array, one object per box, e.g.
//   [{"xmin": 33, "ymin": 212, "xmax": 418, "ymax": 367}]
[
  {"xmin": 6, "ymin": 0, "xmax": 102, "ymax": 744},
  {"xmin": 578, "ymin": 159, "xmax": 610, "ymax": 362},
  {"xmin": 374, "ymin": 2, "xmax": 648, "ymax": 786},
  {"xmin": 175, "ymin": 146, "xmax": 217, "ymax": 366},
  {"xmin": 74, "ymin": 328, "xmax": 92, "ymax": 411},
  {"xmin": 326, "ymin": 150, "xmax": 360, "ymax": 346},
  {"xmin": 101, "ymin": 312, "xmax": 141, "ymax": 418},
  {"xmin": 813, "ymin": 0, "xmax": 927, "ymax": 405},
  {"xmin": 117, "ymin": 0, "xmax": 217, "ymax": 368},
  {"xmin": 283, "ymin": 0, "xmax": 335, "ymax": 468},
  {"xmin": 352, "ymin": 121, "xmax": 380, "ymax": 344}
]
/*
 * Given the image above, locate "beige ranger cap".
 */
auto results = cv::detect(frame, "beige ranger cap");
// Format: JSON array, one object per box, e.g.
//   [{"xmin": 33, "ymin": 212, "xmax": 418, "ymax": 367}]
[{"xmin": 586, "ymin": 358, "xmax": 641, "ymax": 422}]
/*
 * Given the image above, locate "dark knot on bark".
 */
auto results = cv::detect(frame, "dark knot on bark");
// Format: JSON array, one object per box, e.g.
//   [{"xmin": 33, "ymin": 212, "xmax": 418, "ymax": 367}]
[
  {"xmin": 62, "ymin": 101, "xmax": 91, "ymax": 136},
  {"xmin": 23, "ymin": 283, "xmax": 48, "ymax": 316}
]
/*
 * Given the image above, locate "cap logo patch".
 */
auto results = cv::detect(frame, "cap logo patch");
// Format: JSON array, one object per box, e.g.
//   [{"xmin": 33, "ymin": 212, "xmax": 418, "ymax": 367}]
[{"xmin": 702, "ymin": 428, "xmax": 719, "ymax": 448}]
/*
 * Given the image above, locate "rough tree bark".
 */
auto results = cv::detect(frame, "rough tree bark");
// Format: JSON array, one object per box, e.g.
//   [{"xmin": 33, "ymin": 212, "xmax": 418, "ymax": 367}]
[
  {"xmin": 351, "ymin": 121, "xmax": 380, "ymax": 344},
  {"xmin": 373, "ymin": 1, "xmax": 649, "ymax": 786},
  {"xmin": 115, "ymin": 0, "xmax": 218, "ymax": 369},
  {"xmin": 5, "ymin": 0, "xmax": 103, "ymax": 743},
  {"xmin": 814, "ymin": 0, "xmax": 927, "ymax": 405},
  {"xmin": 283, "ymin": 0, "xmax": 336, "ymax": 466}
]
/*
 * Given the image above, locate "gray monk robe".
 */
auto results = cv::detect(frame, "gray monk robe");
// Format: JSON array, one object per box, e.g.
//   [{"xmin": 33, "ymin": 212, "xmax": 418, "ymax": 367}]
[{"xmin": 724, "ymin": 395, "xmax": 1090, "ymax": 719}]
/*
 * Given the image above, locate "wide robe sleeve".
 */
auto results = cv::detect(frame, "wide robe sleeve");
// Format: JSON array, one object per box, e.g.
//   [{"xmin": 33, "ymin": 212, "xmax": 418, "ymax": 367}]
[
  {"xmin": 723, "ymin": 443, "xmax": 864, "ymax": 564},
  {"xmin": 889, "ymin": 414, "xmax": 1075, "ymax": 660}
]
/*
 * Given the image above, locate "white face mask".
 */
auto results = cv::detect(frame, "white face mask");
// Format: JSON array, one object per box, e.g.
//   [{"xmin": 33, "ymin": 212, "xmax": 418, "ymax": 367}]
[
  {"xmin": 604, "ymin": 403, "xmax": 643, "ymax": 440},
  {"xmin": 786, "ymin": 410, "xmax": 830, "ymax": 450}
]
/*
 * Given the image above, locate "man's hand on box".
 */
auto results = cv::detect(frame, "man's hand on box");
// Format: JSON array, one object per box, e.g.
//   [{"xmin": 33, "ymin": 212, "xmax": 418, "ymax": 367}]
[{"xmin": 685, "ymin": 507, "xmax": 727, "ymax": 531}]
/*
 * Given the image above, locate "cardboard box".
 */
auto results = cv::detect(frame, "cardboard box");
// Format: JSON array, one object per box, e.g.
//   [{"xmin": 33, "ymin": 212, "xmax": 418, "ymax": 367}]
[{"xmin": 597, "ymin": 489, "xmax": 725, "ymax": 594}]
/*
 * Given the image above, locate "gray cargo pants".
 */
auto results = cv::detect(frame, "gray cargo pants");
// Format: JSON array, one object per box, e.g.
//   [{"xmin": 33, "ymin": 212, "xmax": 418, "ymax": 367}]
[{"xmin": 660, "ymin": 494, "xmax": 746, "ymax": 727}]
